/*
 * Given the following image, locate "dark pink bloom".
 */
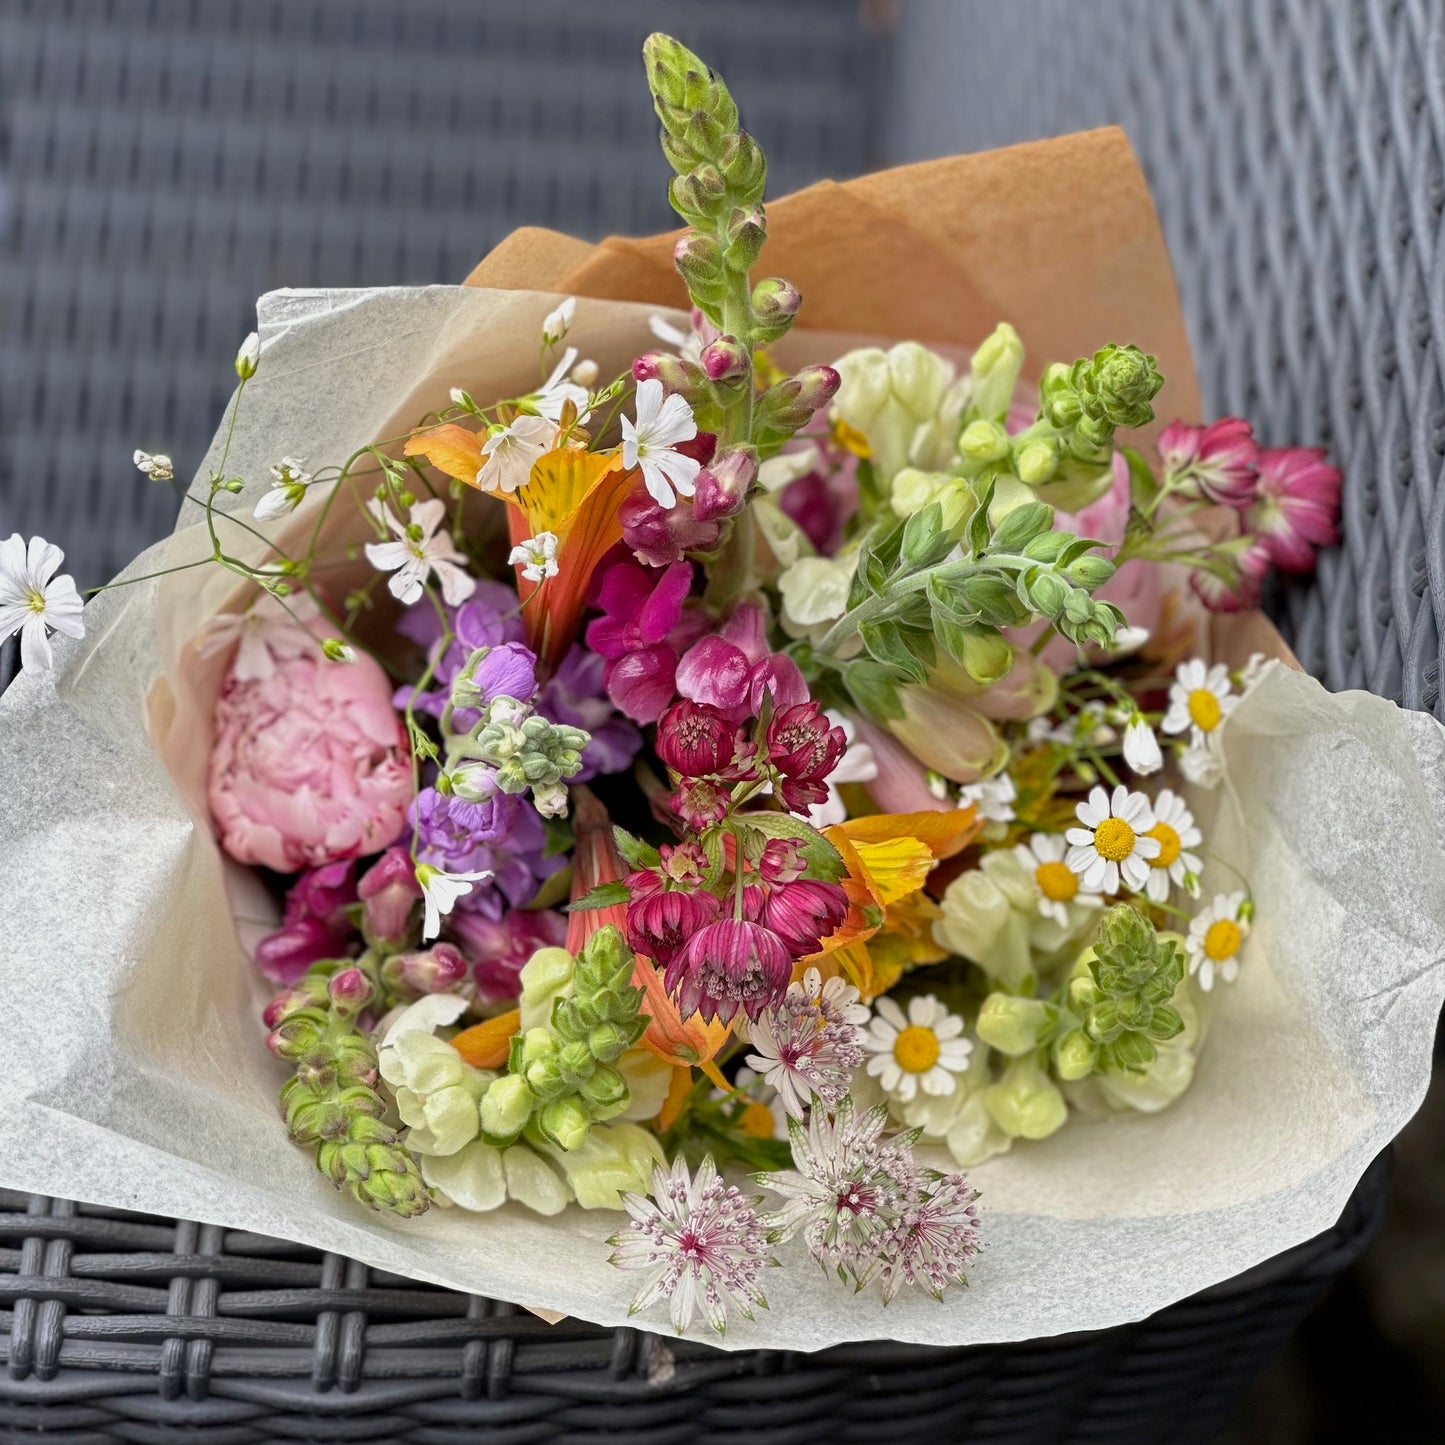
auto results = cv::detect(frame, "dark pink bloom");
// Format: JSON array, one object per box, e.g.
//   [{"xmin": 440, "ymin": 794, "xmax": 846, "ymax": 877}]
[
  {"xmin": 389, "ymin": 943, "xmax": 469, "ymax": 996},
  {"xmin": 766, "ymin": 702, "xmax": 848, "ymax": 813},
  {"xmin": 759, "ymin": 837, "xmax": 807, "ymax": 885},
  {"xmin": 1248, "ymin": 447, "xmax": 1341, "ymax": 572},
  {"xmin": 585, "ymin": 559, "xmax": 697, "ymax": 723},
  {"xmin": 447, "ymin": 907, "xmax": 568, "ymax": 1002},
  {"xmin": 693, "ymin": 447, "xmax": 759, "ymax": 523},
  {"xmin": 327, "ymin": 966, "xmax": 373, "ymax": 1011},
  {"xmin": 655, "ymin": 699, "xmax": 755, "ymax": 780},
  {"xmin": 657, "ymin": 842, "xmax": 710, "ymax": 888},
  {"xmin": 778, "ymin": 470, "xmax": 844, "ymax": 553},
  {"xmin": 1159, "ymin": 417, "xmax": 1260, "ymax": 507},
  {"xmin": 756, "ymin": 878, "xmax": 849, "ymax": 957},
  {"xmin": 626, "ymin": 886, "xmax": 722, "ymax": 968},
  {"xmin": 675, "ymin": 603, "xmax": 809, "ymax": 723},
  {"xmin": 669, "ymin": 778, "xmax": 730, "ymax": 830},
  {"xmin": 358, "ymin": 846, "xmax": 423, "ymax": 946},
  {"xmin": 619, "ymin": 490, "xmax": 722, "ymax": 567},
  {"xmin": 1189, "ymin": 539, "xmax": 1271, "ymax": 613},
  {"xmin": 254, "ymin": 860, "xmax": 358, "ymax": 983},
  {"xmin": 666, "ymin": 917, "xmax": 793, "ymax": 1024}
]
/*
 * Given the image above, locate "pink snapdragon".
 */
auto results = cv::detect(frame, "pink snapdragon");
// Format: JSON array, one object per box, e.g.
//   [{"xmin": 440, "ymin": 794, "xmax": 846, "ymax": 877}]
[
  {"xmin": 675, "ymin": 603, "xmax": 808, "ymax": 723},
  {"xmin": 1158, "ymin": 417, "xmax": 1260, "ymax": 507},
  {"xmin": 1248, "ymin": 447, "xmax": 1341, "ymax": 572},
  {"xmin": 253, "ymin": 860, "xmax": 358, "ymax": 984}
]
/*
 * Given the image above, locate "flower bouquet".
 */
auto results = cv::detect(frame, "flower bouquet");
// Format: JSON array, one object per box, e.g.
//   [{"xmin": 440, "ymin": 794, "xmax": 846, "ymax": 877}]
[{"xmin": 3, "ymin": 35, "xmax": 1445, "ymax": 1351}]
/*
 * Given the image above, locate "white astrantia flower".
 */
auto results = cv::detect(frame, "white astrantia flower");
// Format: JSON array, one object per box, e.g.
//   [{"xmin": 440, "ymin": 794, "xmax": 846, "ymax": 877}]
[
  {"xmin": 530, "ymin": 345, "xmax": 591, "ymax": 424},
  {"xmin": 622, "ymin": 377, "xmax": 701, "ymax": 508},
  {"xmin": 365, "ymin": 497, "xmax": 476, "ymax": 607},
  {"xmin": 507, "ymin": 531, "xmax": 560, "ymax": 584},
  {"xmin": 476, "ymin": 414, "xmax": 555, "ymax": 494},
  {"xmin": 134, "ymin": 449, "xmax": 174, "ymax": 480},
  {"xmin": 862, "ymin": 994, "xmax": 973, "ymax": 1104},
  {"xmin": 254, "ymin": 456, "xmax": 313, "ymax": 521},
  {"xmin": 1065, "ymin": 784, "xmax": 1160, "ymax": 895},
  {"xmin": 1122, "ymin": 713, "xmax": 1163, "ymax": 775},
  {"xmin": 804, "ymin": 712, "xmax": 878, "ymax": 827},
  {"xmin": 1161, "ymin": 658, "xmax": 1238, "ymax": 748},
  {"xmin": 541, "ymin": 296, "xmax": 576, "ymax": 346},
  {"xmin": 648, "ymin": 312, "xmax": 705, "ymax": 365},
  {"xmin": 959, "ymin": 772, "xmax": 1016, "ymax": 823},
  {"xmin": 0, "ymin": 533, "xmax": 86, "ymax": 671},
  {"xmin": 1142, "ymin": 788, "xmax": 1204, "ymax": 903},
  {"xmin": 1186, "ymin": 891, "xmax": 1251, "ymax": 990},
  {"xmin": 744, "ymin": 967, "xmax": 868, "ymax": 1119},
  {"xmin": 234, "ymin": 330, "xmax": 260, "ymax": 379},
  {"xmin": 1012, "ymin": 831, "xmax": 1104, "ymax": 928},
  {"xmin": 197, "ymin": 590, "xmax": 320, "ymax": 682},
  {"xmin": 416, "ymin": 863, "xmax": 492, "ymax": 942}
]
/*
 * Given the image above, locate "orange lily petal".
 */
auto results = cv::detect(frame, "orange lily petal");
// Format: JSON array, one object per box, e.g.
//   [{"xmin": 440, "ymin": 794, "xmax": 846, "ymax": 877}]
[
  {"xmin": 847, "ymin": 836, "xmax": 935, "ymax": 905},
  {"xmin": 657, "ymin": 1064, "xmax": 694, "ymax": 1130},
  {"xmin": 403, "ymin": 424, "xmax": 485, "ymax": 487},
  {"xmin": 634, "ymin": 953, "xmax": 733, "ymax": 1069},
  {"xmin": 449, "ymin": 1009, "xmax": 519, "ymax": 1070},
  {"xmin": 830, "ymin": 806, "xmax": 980, "ymax": 860}
]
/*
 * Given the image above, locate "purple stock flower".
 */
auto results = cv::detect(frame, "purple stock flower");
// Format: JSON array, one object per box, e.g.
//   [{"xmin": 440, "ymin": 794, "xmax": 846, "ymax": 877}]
[
  {"xmin": 393, "ymin": 580, "xmax": 523, "ymax": 721},
  {"xmin": 436, "ymin": 800, "xmax": 562, "ymax": 922},
  {"xmin": 411, "ymin": 788, "xmax": 522, "ymax": 872},
  {"xmin": 536, "ymin": 645, "xmax": 643, "ymax": 780}
]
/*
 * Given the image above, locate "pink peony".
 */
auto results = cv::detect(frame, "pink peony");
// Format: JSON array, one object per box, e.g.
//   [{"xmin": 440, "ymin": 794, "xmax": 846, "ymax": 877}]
[{"xmin": 209, "ymin": 638, "xmax": 412, "ymax": 872}]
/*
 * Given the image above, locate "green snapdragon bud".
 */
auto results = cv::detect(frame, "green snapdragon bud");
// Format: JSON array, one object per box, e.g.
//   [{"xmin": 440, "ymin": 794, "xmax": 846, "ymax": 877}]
[
  {"xmin": 976, "ymin": 994, "xmax": 1055, "ymax": 1056},
  {"xmin": 538, "ymin": 1096, "xmax": 592, "ymax": 1152},
  {"xmin": 479, "ymin": 1073, "xmax": 534, "ymax": 1140},
  {"xmin": 1082, "ymin": 905, "xmax": 1187, "ymax": 1073},
  {"xmin": 1053, "ymin": 1028, "xmax": 1098, "ymax": 1081},
  {"xmin": 644, "ymin": 33, "xmax": 740, "ymax": 175},
  {"xmin": 968, "ymin": 322, "xmax": 1024, "ymax": 423}
]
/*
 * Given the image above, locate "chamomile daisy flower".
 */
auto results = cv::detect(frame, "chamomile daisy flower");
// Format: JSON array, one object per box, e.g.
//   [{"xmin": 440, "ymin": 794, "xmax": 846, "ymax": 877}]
[
  {"xmin": 1162, "ymin": 659, "xmax": 1238, "ymax": 748},
  {"xmin": 1142, "ymin": 789, "xmax": 1204, "ymax": 903},
  {"xmin": 1013, "ymin": 832, "xmax": 1104, "ymax": 927},
  {"xmin": 1066, "ymin": 785, "xmax": 1160, "ymax": 895},
  {"xmin": 1186, "ymin": 891, "xmax": 1251, "ymax": 990},
  {"xmin": 862, "ymin": 995, "xmax": 972, "ymax": 1103}
]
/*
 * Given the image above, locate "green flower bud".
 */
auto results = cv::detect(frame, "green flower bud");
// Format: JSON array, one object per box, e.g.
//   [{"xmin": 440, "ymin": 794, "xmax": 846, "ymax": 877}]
[
  {"xmin": 519, "ymin": 1027, "xmax": 557, "ymax": 1065},
  {"xmin": 538, "ymin": 1095, "xmax": 592, "ymax": 1152},
  {"xmin": 952, "ymin": 623, "xmax": 1015, "ymax": 686},
  {"xmin": 969, "ymin": 322, "xmax": 1024, "ymax": 423},
  {"xmin": 717, "ymin": 131, "xmax": 767, "ymax": 206},
  {"xmin": 579, "ymin": 1062, "xmax": 629, "ymax": 1113},
  {"xmin": 557, "ymin": 1039, "xmax": 594, "ymax": 1083},
  {"xmin": 479, "ymin": 1072, "xmax": 534, "ymax": 1140},
  {"xmin": 1067, "ymin": 554, "xmax": 1116, "ymax": 589},
  {"xmin": 1054, "ymin": 1028, "xmax": 1098, "ymax": 1081},
  {"xmin": 1023, "ymin": 568, "xmax": 1070, "ymax": 618},
  {"xmin": 526, "ymin": 1056, "xmax": 565, "ymax": 1098},
  {"xmin": 1014, "ymin": 437, "xmax": 1059, "ymax": 485},
  {"xmin": 959, "ymin": 418, "xmax": 1011, "ymax": 466},
  {"xmin": 985, "ymin": 1057, "xmax": 1068, "ymax": 1140},
  {"xmin": 587, "ymin": 1020, "xmax": 630, "ymax": 1062},
  {"xmin": 976, "ymin": 994, "xmax": 1055, "ymax": 1056},
  {"xmin": 990, "ymin": 501, "xmax": 1054, "ymax": 554}
]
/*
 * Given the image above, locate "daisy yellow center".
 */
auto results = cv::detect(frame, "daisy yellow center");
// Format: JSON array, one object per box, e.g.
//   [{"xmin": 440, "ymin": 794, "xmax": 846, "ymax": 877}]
[
  {"xmin": 738, "ymin": 1102, "xmax": 777, "ymax": 1140},
  {"xmin": 1147, "ymin": 822, "xmax": 1181, "ymax": 869},
  {"xmin": 26, "ymin": 589, "xmax": 46, "ymax": 613},
  {"xmin": 1093, "ymin": 816, "xmax": 1136, "ymax": 862},
  {"xmin": 1204, "ymin": 918, "xmax": 1242, "ymax": 961},
  {"xmin": 1035, "ymin": 861, "xmax": 1078, "ymax": 903},
  {"xmin": 1187, "ymin": 688, "xmax": 1223, "ymax": 731},
  {"xmin": 892, "ymin": 1025, "xmax": 941, "ymax": 1074}
]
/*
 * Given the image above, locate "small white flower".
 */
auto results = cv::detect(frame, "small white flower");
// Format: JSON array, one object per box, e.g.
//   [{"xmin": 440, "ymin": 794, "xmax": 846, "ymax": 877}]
[
  {"xmin": 531, "ymin": 346, "xmax": 591, "ymax": 424},
  {"xmin": 234, "ymin": 331, "xmax": 260, "ymax": 379},
  {"xmin": 365, "ymin": 497, "xmax": 476, "ymax": 606},
  {"xmin": 1065, "ymin": 784, "xmax": 1160, "ymax": 895},
  {"xmin": 745, "ymin": 967, "xmax": 868, "ymax": 1119},
  {"xmin": 0, "ymin": 533, "xmax": 86, "ymax": 671},
  {"xmin": 1179, "ymin": 735, "xmax": 1225, "ymax": 789},
  {"xmin": 541, "ymin": 296, "xmax": 576, "ymax": 346},
  {"xmin": 1142, "ymin": 788, "xmax": 1204, "ymax": 903},
  {"xmin": 1161, "ymin": 658, "xmax": 1238, "ymax": 748},
  {"xmin": 449, "ymin": 386, "xmax": 470, "ymax": 409},
  {"xmin": 198, "ymin": 590, "xmax": 321, "ymax": 682},
  {"xmin": 1186, "ymin": 891, "xmax": 1250, "ymax": 990},
  {"xmin": 622, "ymin": 377, "xmax": 701, "ymax": 508},
  {"xmin": 134, "ymin": 449, "xmax": 174, "ymax": 480},
  {"xmin": 805, "ymin": 712, "xmax": 878, "ymax": 827},
  {"xmin": 476, "ymin": 415, "xmax": 555, "ymax": 495},
  {"xmin": 570, "ymin": 357, "xmax": 599, "ymax": 388},
  {"xmin": 959, "ymin": 772, "xmax": 1016, "ymax": 823},
  {"xmin": 1122, "ymin": 713, "xmax": 1163, "ymax": 775},
  {"xmin": 506, "ymin": 531, "xmax": 560, "ymax": 583},
  {"xmin": 254, "ymin": 457, "xmax": 313, "ymax": 522},
  {"xmin": 862, "ymin": 994, "xmax": 973, "ymax": 1104},
  {"xmin": 1012, "ymin": 832, "xmax": 1104, "ymax": 927},
  {"xmin": 648, "ymin": 312, "xmax": 704, "ymax": 365},
  {"xmin": 416, "ymin": 863, "xmax": 492, "ymax": 942}
]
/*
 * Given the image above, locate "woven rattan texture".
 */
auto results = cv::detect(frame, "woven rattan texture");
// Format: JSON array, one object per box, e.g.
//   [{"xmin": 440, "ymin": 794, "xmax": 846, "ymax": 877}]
[
  {"xmin": 0, "ymin": 0, "xmax": 885, "ymax": 592},
  {"xmin": 889, "ymin": 0, "xmax": 1445, "ymax": 717},
  {"xmin": 0, "ymin": 1159, "xmax": 1389, "ymax": 1445}
]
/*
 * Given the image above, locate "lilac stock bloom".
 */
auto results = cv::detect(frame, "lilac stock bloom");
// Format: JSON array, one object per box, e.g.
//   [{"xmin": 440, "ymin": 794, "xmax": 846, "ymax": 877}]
[
  {"xmin": 394, "ymin": 580, "xmax": 523, "ymax": 722},
  {"xmin": 536, "ymin": 645, "xmax": 643, "ymax": 781},
  {"xmin": 467, "ymin": 641, "xmax": 538, "ymax": 714},
  {"xmin": 447, "ymin": 906, "xmax": 570, "ymax": 1002},
  {"xmin": 411, "ymin": 788, "xmax": 522, "ymax": 873}
]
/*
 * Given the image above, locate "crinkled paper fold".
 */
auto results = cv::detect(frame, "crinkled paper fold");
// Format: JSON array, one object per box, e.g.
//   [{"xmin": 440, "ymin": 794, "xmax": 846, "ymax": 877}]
[{"xmin": 1, "ymin": 132, "xmax": 1443, "ymax": 1351}]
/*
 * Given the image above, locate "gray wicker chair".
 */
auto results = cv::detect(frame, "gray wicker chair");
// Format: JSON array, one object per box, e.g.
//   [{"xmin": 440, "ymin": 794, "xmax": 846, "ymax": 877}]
[{"xmin": 0, "ymin": 0, "xmax": 1432, "ymax": 1439}]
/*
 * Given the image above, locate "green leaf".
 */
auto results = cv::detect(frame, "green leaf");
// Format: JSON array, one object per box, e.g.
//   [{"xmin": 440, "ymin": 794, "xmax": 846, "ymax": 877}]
[
  {"xmin": 569, "ymin": 881, "xmax": 632, "ymax": 912},
  {"xmin": 737, "ymin": 812, "xmax": 847, "ymax": 883},
  {"xmin": 612, "ymin": 827, "xmax": 661, "ymax": 872},
  {"xmin": 858, "ymin": 619, "xmax": 929, "ymax": 685},
  {"xmin": 988, "ymin": 501, "xmax": 1054, "ymax": 554},
  {"xmin": 966, "ymin": 477, "xmax": 996, "ymax": 558},
  {"xmin": 900, "ymin": 501, "xmax": 952, "ymax": 569},
  {"xmin": 1121, "ymin": 445, "xmax": 1160, "ymax": 512},
  {"xmin": 843, "ymin": 657, "xmax": 906, "ymax": 721}
]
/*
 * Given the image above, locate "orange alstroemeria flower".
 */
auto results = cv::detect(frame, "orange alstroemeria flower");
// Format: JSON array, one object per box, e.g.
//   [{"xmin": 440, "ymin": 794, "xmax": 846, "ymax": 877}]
[
  {"xmin": 403, "ymin": 425, "xmax": 639, "ymax": 669},
  {"xmin": 808, "ymin": 807, "xmax": 980, "ymax": 1000}
]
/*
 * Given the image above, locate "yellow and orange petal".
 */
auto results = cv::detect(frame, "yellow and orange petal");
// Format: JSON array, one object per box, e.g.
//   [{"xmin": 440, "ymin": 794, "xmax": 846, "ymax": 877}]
[{"xmin": 403, "ymin": 424, "xmax": 486, "ymax": 487}]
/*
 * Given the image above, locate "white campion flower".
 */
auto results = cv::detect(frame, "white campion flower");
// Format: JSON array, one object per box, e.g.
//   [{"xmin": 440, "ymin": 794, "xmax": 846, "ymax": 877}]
[
  {"xmin": 1065, "ymin": 784, "xmax": 1160, "ymax": 895},
  {"xmin": 530, "ymin": 346, "xmax": 591, "ymax": 424},
  {"xmin": 134, "ymin": 449, "xmax": 174, "ymax": 480},
  {"xmin": 541, "ymin": 296, "xmax": 576, "ymax": 346},
  {"xmin": 621, "ymin": 377, "xmax": 701, "ymax": 508},
  {"xmin": 477, "ymin": 415, "xmax": 555, "ymax": 495},
  {"xmin": 648, "ymin": 312, "xmax": 704, "ymax": 364},
  {"xmin": 254, "ymin": 457, "xmax": 313, "ymax": 521},
  {"xmin": 1122, "ymin": 712, "xmax": 1163, "ymax": 775},
  {"xmin": 364, "ymin": 498, "xmax": 476, "ymax": 606},
  {"xmin": 415, "ymin": 863, "xmax": 492, "ymax": 942},
  {"xmin": 234, "ymin": 331, "xmax": 260, "ymax": 379},
  {"xmin": 959, "ymin": 773, "xmax": 1016, "ymax": 824},
  {"xmin": 0, "ymin": 533, "xmax": 86, "ymax": 671},
  {"xmin": 197, "ymin": 590, "xmax": 320, "ymax": 682},
  {"xmin": 507, "ymin": 531, "xmax": 560, "ymax": 583}
]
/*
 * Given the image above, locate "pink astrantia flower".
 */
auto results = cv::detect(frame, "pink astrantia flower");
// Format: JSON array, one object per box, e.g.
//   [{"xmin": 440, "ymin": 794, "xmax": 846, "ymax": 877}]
[
  {"xmin": 1189, "ymin": 537, "xmax": 1272, "ymax": 613},
  {"xmin": 745, "ymin": 966, "xmax": 868, "ymax": 1119},
  {"xmin": 875, "ymin": 1172, "xmax": 982, "ymax": 1304},
  {"xmin": 1247, "ymin": 447, "xmax": 1341, "ymax": 572},
  {"xmin": 765, "ymin": 702, "xmax": 848, "ymax": 814},
  {"xmin": 751, "ymin": 877, "xmax": 849, "ymax": 958},
  {"xmin": 208, "ymin": 635, "xmax": 412, "ymax": 872},
  {"xmin": 608, "ymin": 1156, "xmax": 775, "ymax": 1337},
  {"xmin": 675, "ymin": 603, "xmax": 809, "ymax": 723},
  {"xmin": 654, "ymin": 698, "xmax": 756, "ymax": 781},
  {"xmin": 666, "ymin": 917, "xmax": 793, "ymax": 1024},
  {"xmin": 1158, "ymin": 417, "xmax": 1260, "ymax": 507},
  {"xmin": 625, "ymin": 877, "xmax": 722, "ymax": 969},
  {"xmin": 585, "ymin": 558, "xmax": 701, "ymax": 723}
]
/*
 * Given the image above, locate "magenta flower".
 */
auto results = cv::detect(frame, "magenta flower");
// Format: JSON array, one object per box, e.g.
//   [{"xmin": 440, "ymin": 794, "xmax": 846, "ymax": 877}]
[
  {"xmin": 387, "ymin": 943, "xmax": 469, "ymax": 996},
  {"xmin": 1247, "ymin": 446, "xmax": 1341, "ymax": 572},
  {"xmin": 668, "ymin": 777, "xmax": 731, "ymax": 830},
  {"xmin": 692, "ymin": 447, "xmax": 760, "ymax": 523},
  {"xmin": 765, "ymin": 702, "xmax": 848, "ymax": 814},
  {"xmin": 1159, "ymin": 417, "xmax": 1260, "ymax": 507},
  {"xmin": 675, "ymin": 603, "xmax": 809, "ymax": 723},
  {"xmin": 358, "ymin": 846, "xmax": 423, "ymax": 945},
  {"xmin": 666, "ymin": 917, "xmax": 793, "ymax": 1024},
  {"xmin": 654, "ymin": 699, "xmax": 755, "ymax": 780},
  {"xmin": 626, "ymin": 884, "xmax": 722, "ymax": 969},
  {"xmin": 608, "ymin": 1156, "xmax": 775, "ymax": 1337},
  {"xmin": 446, "ymin": 906, "xmax": 568, "ymax": 1002},
  {"xmin": 585, "ymin": 558, "xmax": 698, "ymax": 723},
  {"xmin": 1189, "ymin": 538, "xmax": 1272, "ymax": 613},
  {"xmin": 254, "ymin": 859, "xmax": 358, "ymax": 984},
  {"xmin": 619, "ymin": 489, "xmax": 722, "ymax": 567},
  {"xmin": 753, "ymin": 877, "xmax": 849, "ymax": 957}
]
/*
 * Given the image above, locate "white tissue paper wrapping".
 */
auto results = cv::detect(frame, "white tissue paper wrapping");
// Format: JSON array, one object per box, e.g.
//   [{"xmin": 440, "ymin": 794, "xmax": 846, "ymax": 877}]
[{"xmin": 1, "ymin": 285, "xmax": 1444, "ymax": 1353}]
